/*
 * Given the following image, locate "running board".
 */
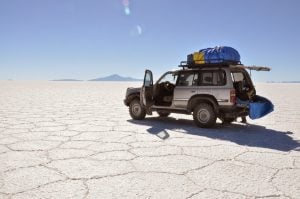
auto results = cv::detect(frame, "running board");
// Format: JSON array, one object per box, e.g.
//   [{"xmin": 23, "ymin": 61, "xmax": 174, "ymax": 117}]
[{"xmin": 151, "ymin": 107, "xmax": 190, "ymax": 114}]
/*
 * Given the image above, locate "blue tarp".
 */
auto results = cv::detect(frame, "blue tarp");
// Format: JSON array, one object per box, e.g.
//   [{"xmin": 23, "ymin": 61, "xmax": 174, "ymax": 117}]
[
  {"xmin": 249, "ymin": 95, "xmax": 274, "ymax": 119},
  {"xmin": 199, "ymin": 46, "xmax": 240, "ymax": 64},
  {"xmin": 237, "ymin": 95, "xmax": 274, "ymax": 119},
  {"xmin": 187, "ymin": 46, "xmax": 241, "ymax": 65}
]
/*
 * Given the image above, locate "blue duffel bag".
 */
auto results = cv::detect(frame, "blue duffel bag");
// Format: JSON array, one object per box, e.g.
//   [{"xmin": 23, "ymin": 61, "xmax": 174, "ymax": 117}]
[
  {"xmin": 187, "ymin": 46, "xmax": 241, "ymax": 65},
  {"xmin": 202, "ymin": 46, "xmax": 240, "ymax": 64}
]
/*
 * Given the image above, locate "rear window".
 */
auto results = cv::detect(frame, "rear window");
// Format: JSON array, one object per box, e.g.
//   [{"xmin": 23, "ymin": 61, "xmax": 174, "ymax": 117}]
[
  {"xmin": 231, "ymin": 72, "xmax": 244, "ymax": 82},
  {"xmin": 231, "ymin": 71, "xmax": 253, "ymax": 88},
  {"xmin": 200, "ymin": 70, "xmax": 226, "ymax": 86},
  {"xmin": 177, "ymin": 72, "xmax": 199, "ymax": 86}
]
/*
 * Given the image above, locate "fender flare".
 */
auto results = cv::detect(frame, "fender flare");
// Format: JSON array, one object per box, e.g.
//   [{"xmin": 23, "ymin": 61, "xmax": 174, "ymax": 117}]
[
  {"xmin": 125, "ymin": 93, "xmax": 140, "ymax": 106},
  {"xmin": 187, "ymin": 95, "xmax": 219, "ymax": 113}
]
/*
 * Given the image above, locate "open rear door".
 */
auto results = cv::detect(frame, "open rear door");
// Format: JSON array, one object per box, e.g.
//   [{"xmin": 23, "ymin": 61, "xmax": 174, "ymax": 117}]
[
  {"xmin": 141, "ymin": 70, "xmax": 154, "ymax": 109},
  {"xmin": 231, "ymin": 65, "xmax": 271, "ymax": 71},
  {"xmin": 231, "ymin": 65, "xmax": 271, "ymax": 77},
  {"xmin": 243, "ymin": 65, "xmax": 271, "ymax": 71}
]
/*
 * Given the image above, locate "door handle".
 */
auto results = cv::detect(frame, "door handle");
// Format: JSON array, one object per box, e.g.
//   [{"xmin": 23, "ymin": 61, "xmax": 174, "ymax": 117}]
[{"xmin": 191, "ymin": 90, "xmax": 196, "ymax": 93}]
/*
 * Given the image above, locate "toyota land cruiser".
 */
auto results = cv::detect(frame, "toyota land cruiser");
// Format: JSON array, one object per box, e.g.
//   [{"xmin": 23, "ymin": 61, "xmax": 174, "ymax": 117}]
[{"xmin": 124, "ymin": 62, "xmax": 270, "ymax": 128}]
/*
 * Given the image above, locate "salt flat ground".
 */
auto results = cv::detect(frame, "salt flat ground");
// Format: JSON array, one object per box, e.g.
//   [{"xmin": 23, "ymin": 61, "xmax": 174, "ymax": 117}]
[{"xmin": 0, "ymin": 81, "xmax": 299, "ymax": 199}]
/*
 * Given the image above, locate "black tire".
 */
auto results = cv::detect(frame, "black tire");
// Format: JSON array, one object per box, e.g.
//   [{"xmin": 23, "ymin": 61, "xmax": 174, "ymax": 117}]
[
  {"xmin": 193, "ymin": 103, "xmax": 216, "ymax": 128},
  {"xmin": 157, "ymin": 111, "xmax": 170, "ymax": 117},
  {"xmin": 129, "ymin": 99, "xmax": 146, "ymax": 120}
]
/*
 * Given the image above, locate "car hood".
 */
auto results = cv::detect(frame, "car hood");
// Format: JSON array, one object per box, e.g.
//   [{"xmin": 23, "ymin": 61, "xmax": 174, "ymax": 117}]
[{"xmin": 126, "ymin": 87, "xmax": 141, "ymax": 96}]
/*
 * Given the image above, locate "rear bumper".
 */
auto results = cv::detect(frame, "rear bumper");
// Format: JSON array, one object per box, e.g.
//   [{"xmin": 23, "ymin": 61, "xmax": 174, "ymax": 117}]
[{"xmin": 219, "ymin": 105, "xmax": 249, "ymax": 118}]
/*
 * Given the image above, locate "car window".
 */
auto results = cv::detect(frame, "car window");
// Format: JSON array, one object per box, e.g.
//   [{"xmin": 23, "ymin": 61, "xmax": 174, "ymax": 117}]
[
  {"xmin": 158, "ymin": 72, "xmax": 177, "ymax": 84},
  {"xmin": 177, "ymin": 72, "xmax": 199, "ymax": 86},
  {"xmin": 231, "ymin": 71, "xmax": 252, "ymax": 88},
  {"xmin": 144, "ymin": 71, "xmax": 152, "ymax": 87},
  {"xmin": 231, "ymin": 72, "xmax": 244, "ymax": 82},
  {"xmin": 200, "ymin": 70, "xmax": 226, "ymax": 86}
]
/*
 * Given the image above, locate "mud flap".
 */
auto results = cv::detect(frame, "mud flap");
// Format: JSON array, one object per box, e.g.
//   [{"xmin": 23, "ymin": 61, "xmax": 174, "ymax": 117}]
[{"xmin": 249, "ymin": 95, "xmax": 274, "ymax": 119}]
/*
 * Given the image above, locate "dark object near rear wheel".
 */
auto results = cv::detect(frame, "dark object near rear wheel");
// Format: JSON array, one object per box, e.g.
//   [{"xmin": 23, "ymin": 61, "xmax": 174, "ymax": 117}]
[
  {"xmin": 129, "ymin": 99, "xmax": 146, "ymax": 120},
  {"xmin": 221, "ymin": 117, "xmax": 235, "ymax": 124},
  {"xmin": 157, "ymin": 111, "xmax": 170, "ymax": 117},
  {"xmin": 193, "ymin": 103, "xmax": 216, "ymax": 128}
]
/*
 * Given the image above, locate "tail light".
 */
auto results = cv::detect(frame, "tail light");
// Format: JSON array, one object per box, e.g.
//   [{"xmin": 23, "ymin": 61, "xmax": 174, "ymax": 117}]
[{"xmin": 230, "ymin": 89, "xmax": 236, "ymax": 104}]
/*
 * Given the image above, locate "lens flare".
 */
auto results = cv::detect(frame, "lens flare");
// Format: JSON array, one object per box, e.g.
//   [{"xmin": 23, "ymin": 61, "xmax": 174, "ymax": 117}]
[
  {"xmin": 124, "ymin": 6, "xmax": 130, "ymax": 15},
  {"xmin": 122, "ymin": 0, "xmax": 130, "ymax": 15},
  {"xmin": 122, "ymin": 0, "xmax": 129, "ymax": 7},
  {"xmin": 130, "ymin": 25, "xmax": 143, "ymax": 37},
  {"xmin": 136, "ymin": 25, "xmax": 142, "ymax": 35},
  {"xmin": 121, "ymin": 0, "xmax": 143, "ymax": 36}
]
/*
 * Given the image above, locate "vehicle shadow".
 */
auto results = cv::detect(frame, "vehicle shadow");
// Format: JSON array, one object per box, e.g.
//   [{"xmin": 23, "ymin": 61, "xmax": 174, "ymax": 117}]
[{"xmin": 128, "ymin": 117, "xmax": 300, "ymax": 152}]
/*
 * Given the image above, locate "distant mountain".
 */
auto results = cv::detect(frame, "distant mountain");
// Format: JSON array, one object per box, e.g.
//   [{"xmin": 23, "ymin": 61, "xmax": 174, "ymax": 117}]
[
  {"xmin": 89, "ymin": 74, "xmax": 142, "ymax": 81},
  {"xmin": 281, "ymin": 81, "xmax": 300, "ymax": 83},
  {"xmin": 267, "ymin": 81, "xmax": 300, "ymax": 83},
  {"xmin": 51, "ymin": 79, "xmax": 83, "ymax": 81}
]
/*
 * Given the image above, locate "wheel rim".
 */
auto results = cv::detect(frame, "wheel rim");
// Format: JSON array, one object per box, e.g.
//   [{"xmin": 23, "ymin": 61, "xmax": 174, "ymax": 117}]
[
  {"xmin": 132, "ymin": 103, "xmax": 141, "ymax": 116},
  {"xmin": 197, "ymin": 109, "xmax": 210, "ymax": 123}
]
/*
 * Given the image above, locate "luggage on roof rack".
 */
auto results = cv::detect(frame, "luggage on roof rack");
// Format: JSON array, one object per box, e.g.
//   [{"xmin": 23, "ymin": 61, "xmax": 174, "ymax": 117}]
[{"xmin": 186, "ymin": 46, "xmax": 241, "ymax": 66}]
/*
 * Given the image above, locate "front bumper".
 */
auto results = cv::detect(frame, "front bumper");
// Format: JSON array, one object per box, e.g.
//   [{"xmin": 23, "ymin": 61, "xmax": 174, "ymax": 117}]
[{"xmin": 124, "ymin": 99, "xmax": 129, "ymax": 106}]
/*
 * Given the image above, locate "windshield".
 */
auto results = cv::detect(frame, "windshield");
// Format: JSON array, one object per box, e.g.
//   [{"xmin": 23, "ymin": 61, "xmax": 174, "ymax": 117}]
[{"xmin": 157, "ymin": 72, "xmax": 178, "ymax": 84}]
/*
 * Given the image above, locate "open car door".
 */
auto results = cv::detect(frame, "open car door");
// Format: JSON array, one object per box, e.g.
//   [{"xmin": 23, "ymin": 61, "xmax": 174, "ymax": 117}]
[{"xmin": 141, "ymin": 70, "xmax": 154, "ymax": 109}]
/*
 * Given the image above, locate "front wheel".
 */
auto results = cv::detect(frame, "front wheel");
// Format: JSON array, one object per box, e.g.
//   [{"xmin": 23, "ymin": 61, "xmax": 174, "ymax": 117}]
[
  {"xmin": 129, "ymin": 99, "xmax": 146, "ymax": 120},
  {"xmin": 193, "ymin": 103, "xmax": 216, "ymax": 128}
]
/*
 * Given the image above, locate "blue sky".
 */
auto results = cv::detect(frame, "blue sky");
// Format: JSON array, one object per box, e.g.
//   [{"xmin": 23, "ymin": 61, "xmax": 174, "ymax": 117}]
[{"xmin": 0, "ymin": 0, "xmax": 299, "ymax": 81}]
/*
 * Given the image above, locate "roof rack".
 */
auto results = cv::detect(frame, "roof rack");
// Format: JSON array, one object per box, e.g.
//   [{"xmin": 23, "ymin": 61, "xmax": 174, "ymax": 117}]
[
  {"xmin": 178, "ymin": 60, "xmax": 241, "ymax": 70},
  {"xmin": 178, "ymin": 60, "xmax": 271, "ymax": 73}
]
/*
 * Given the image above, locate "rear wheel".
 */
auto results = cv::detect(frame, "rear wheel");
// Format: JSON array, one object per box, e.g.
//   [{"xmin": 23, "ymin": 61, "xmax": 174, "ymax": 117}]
[
  {"xmin": 129, "ymin": 99, "xmax": 146, "ymax": 120},
  {"xmin": 157, "ymin": 111, "xmax": 170, "ymax": 117},
  {"xmin": 193, "ymin": 103, "xmax": 216, "ymax": 128}
]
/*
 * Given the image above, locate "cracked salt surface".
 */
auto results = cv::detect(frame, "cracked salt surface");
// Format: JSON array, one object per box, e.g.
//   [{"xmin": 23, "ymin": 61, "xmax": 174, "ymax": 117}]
[{"xmin": 0, "ymin": 81, "xmax": 299, "ymax": 198}]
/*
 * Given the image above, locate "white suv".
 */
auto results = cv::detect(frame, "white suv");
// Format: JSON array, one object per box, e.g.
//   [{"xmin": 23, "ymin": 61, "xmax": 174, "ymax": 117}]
[{"xmin": 124, "ymin": 63, "xmax": 269, "ymax": 128}]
